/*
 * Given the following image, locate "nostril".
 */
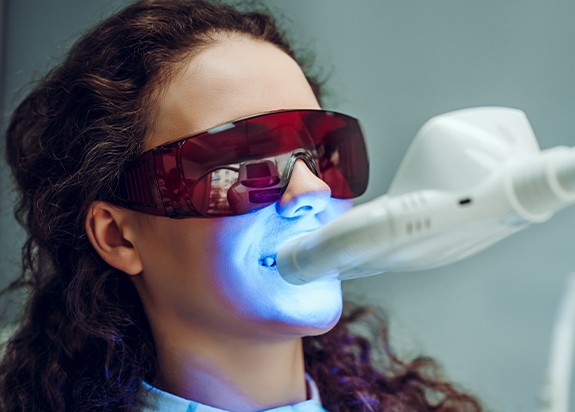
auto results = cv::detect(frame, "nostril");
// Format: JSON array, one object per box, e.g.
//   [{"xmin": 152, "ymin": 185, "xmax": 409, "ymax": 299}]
[{"xmin": 294, "ymin": 205, "xmax": 313, "ymax": 215}]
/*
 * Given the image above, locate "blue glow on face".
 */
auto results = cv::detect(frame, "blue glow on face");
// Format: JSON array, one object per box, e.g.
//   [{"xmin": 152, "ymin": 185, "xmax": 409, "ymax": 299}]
[{"xmin": 205, "ymin": 193, "xmax": 352, "ymax": 336}]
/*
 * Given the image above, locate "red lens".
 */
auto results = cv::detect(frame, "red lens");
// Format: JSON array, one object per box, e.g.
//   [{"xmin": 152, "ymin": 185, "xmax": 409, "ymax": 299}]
[
  {"xmin": 115, "ymin": 110, "xmax": 369, "ymax": 217},
  {"xmin": 302, "ymin": 111, "xmax": 368, "ymax": 199}
]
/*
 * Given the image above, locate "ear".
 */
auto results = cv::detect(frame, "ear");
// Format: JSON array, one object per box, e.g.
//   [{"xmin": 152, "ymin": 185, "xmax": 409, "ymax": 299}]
[{"xmin": 85, "ymin": 202, "xmax": 143, "ymax": 275}]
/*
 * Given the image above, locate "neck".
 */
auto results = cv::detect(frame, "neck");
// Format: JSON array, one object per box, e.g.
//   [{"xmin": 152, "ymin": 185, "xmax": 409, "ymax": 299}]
[{"xmin": 152, "ymin": 326, "xmax": 307, "ymax": 411}]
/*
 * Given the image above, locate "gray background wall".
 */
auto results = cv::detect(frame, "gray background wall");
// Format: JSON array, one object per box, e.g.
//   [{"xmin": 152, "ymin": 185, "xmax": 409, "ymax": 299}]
[{"xmin": 1, "ymin": 1, "xmax": 575, "ymax": 411}]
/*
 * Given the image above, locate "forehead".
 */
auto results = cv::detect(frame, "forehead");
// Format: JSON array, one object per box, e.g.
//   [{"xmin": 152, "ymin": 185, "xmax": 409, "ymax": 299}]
[{"xmin": 146, "ymin": 35, "xmax": 320, "ymax": 149}]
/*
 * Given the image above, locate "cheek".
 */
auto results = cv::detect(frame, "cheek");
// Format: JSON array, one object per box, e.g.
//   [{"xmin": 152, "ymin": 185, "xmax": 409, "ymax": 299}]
[
  {"xmin": 207, "ymin": 220, "xmax": 262, "ymax": 294},
  {"xmin": 134, "ymin": 219, "xmax": 223, "ymax": 306},
  {"xmin": 156, "ymin": 220, "xmax": 256, "ymax": 317},
  {"xmin": 151, "ymin": 223, "xmax": 212, "ymax": 272}
]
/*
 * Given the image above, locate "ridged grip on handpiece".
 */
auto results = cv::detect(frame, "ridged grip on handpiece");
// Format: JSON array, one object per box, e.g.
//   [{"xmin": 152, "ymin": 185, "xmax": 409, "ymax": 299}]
[{"xmin": 556, "ymin": 147, "xmax": 575, "ymax": 193}]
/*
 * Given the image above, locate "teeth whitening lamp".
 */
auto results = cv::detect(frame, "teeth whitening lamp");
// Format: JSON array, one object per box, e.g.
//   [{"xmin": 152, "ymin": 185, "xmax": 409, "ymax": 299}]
[
  {"xmin": 277, "ymin": 106, "xmax": 575, "ymax": 412},
  {"xmin": 277, "ymin": 107, "xmax": 575, "ymax": 284}
]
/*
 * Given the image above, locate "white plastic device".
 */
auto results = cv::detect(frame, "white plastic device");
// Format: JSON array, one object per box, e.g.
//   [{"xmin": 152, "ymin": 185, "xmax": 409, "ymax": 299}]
[{"xmin": 277, "ymin": 107, "xmax": 575, "ymax": 285}]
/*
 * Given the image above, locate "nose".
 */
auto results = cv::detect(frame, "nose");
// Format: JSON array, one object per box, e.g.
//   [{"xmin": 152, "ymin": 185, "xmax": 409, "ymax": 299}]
[{"xmin": 276, "ymin": 159, "xmax": 331, "ymax": 218}]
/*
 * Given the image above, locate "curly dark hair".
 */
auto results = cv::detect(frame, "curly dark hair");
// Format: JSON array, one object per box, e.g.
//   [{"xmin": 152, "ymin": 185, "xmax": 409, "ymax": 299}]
[{"xmin": 0, "ymin": 0, "xmax": 483, "ymax": 410}]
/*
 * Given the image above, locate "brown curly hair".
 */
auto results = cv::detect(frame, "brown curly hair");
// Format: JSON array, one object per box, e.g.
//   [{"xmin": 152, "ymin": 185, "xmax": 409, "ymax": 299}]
[{"xmin": 1, "ymin": 0, "xmax": 483, "ymax": 410}]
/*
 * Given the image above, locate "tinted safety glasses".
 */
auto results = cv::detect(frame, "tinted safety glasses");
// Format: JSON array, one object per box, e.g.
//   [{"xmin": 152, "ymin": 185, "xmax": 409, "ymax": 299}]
[{"xmin": 114, "ymin": 109, "xmax": 369, "ymax": 218}]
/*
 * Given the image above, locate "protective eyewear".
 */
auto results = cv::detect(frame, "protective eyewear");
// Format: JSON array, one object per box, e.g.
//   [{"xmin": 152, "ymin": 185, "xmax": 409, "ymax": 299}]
[{"xmin": 114, "ymin": 109, "xmax": 369, "ymax": 218}]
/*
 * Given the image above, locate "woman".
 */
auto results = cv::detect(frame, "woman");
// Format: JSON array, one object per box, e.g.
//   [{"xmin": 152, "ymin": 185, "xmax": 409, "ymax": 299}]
[{"xmin": 0, "ymin": 0, "xmax": 483, "ymax": 410}]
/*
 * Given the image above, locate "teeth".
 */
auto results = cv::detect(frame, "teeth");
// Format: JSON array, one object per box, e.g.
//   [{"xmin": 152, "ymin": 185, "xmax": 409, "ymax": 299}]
[{"xmin": 262, "ymin": 257, "xmax": 276, "ymax": 267}]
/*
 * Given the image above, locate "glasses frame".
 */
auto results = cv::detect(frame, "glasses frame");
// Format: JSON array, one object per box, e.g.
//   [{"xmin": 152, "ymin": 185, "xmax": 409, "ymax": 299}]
[{"xmin": 112, "ymin": 109, "xmax": 369, "ymax": 218}]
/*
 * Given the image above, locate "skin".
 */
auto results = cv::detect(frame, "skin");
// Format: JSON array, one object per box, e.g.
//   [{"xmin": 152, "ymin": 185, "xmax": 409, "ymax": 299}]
[{"xmin": 86, "ymin": 34, "xmax": 352, "ymax": 411}]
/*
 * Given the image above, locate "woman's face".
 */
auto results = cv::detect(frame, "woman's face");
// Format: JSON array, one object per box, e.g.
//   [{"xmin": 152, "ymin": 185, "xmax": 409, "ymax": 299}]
[{"xmin": 129, "ymin": 35, "xmax": 352, "ymax": 340}]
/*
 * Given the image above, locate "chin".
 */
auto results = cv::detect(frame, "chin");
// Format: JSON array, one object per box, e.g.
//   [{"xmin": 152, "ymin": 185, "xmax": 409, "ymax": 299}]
[
  {"xmin": 296, "ymin": 280, "xmax": 343, "ymax": 334},
  {"xmin": 277, "ymin": 296, "xmax": 343, "ymax": 337},
  {"xmin": 301, "ymin": 310, "xmax": 342, "ymax": 337}
]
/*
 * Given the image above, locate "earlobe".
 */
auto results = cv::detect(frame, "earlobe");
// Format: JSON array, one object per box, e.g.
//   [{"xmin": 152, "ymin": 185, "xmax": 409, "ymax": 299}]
[{"xmin": 85, "ymin": 202, "xmax": 143, "ymax": 275}]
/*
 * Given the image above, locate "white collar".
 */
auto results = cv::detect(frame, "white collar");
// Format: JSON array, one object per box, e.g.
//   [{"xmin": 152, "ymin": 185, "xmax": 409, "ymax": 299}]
[{"xmin": 140, "ymin": 374, "xmax": 325, "ymax": 412}]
